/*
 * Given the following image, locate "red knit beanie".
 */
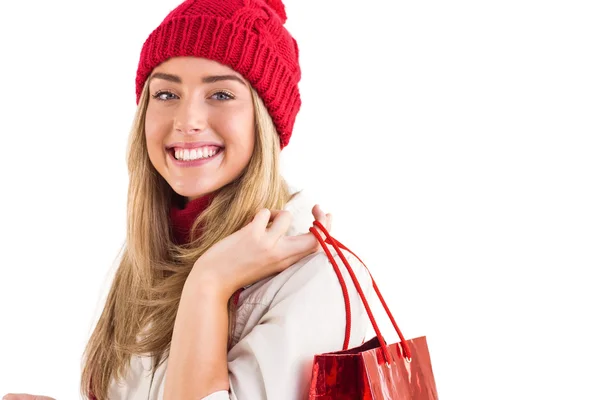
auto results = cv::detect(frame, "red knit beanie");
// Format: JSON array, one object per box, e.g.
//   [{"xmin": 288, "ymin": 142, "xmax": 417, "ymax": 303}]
[{"xmin": 135, "ymin": 0, "xmax": 301, "ymax": 149}]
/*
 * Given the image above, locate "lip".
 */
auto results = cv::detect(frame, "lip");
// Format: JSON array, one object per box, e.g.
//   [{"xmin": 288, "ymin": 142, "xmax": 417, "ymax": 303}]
[
  {"xmin": 167, "ymin": 146, "xmax": 224, "ymax": 168},
  {"xmin": 166, "ymin": 141, "xmax": 224, "ymax": 150}
]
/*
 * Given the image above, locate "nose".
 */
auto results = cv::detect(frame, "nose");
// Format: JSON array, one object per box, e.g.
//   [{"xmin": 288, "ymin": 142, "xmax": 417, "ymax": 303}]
[{"xmin": 173, "ymin": 95, "xmax": 208, "ymax": 135}]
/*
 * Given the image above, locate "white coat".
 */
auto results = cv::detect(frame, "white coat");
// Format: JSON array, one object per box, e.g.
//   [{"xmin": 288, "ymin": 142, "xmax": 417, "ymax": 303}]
[{"xmin": 106, "ymin": 189, "xmax": 373, "ymax": 399}]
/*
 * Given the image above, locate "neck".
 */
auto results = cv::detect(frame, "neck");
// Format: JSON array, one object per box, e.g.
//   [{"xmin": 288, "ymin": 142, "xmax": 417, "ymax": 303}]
[{"xmin": 170, "ymin": 191, "xmax": 216, "ymax": 245}]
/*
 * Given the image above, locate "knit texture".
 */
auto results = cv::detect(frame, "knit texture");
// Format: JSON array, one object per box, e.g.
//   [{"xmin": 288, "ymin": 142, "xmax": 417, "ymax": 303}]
[
  {"xmin": 136, "ymin": 0, "xmax": 301, "ymax": 149},
  {"xmin": 169, "ymin": 192, "xmax": 216, "ymax": 245}
]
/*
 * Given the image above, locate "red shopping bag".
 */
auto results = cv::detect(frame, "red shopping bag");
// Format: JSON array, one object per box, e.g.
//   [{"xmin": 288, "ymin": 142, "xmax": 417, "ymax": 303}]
[{"xmin": 308, "ymin": 221, "xmax": 439, "ymax": 400}]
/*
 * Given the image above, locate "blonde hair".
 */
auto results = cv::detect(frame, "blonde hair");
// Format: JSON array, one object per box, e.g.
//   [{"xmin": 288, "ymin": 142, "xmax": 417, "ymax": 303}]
[{"xmin": 80, "ymin": 78, "xmax": 296, "ymax": 399}]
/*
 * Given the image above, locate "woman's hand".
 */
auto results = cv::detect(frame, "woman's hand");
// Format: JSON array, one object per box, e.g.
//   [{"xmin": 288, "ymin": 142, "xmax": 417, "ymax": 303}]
[
  {"xmin": 3, "ymin": 395, "xmax": 56, "ymax": 400},
  {"xmin": 187, "ymin": 204, "xmax": 332, "ymax": 300}
]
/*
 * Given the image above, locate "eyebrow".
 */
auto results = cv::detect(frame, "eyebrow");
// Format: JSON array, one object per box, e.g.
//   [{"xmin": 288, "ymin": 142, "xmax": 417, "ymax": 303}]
[{"xmin": 149, "ymin": 72, "xmax": 246, "ymax": 86}]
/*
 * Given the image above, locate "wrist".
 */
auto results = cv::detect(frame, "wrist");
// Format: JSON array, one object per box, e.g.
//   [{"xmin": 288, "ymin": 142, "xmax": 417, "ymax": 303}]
[{"xmin": 185, "ymin": 257, "xmax": 234, "ymax": 303}]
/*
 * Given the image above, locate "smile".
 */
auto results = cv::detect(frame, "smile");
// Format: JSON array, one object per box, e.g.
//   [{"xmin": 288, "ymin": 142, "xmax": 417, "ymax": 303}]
[
  {"xmin": 172, "ymin": 146, "xmax": 221, "ymax": 161},
  {"xmin": 167, "ymin": 146, "xmax": 224, "ymax": 167}
]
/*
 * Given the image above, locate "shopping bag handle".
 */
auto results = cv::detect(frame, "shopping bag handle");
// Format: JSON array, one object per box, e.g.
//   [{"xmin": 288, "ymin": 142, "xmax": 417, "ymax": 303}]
[{"xmin": 309, "ymin": 220, "xmax": 412, "ymax": 365}]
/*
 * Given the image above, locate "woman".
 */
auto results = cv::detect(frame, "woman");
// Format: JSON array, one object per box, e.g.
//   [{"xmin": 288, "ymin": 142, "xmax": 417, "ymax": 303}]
[{"xmin": 4, "ymin": 0, "xmax": 372, "ymax": 399}]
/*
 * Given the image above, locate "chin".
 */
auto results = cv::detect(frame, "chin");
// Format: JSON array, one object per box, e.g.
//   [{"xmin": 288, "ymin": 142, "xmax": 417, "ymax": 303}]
[{"xmin": 169, "ymin": 180, "xmax": 222, "ymax": 200}]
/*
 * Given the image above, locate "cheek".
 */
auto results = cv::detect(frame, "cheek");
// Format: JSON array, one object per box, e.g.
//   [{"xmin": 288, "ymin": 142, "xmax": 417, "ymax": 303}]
[
  {"xmin": 215, "ymin": 106, "xmax": 255, "ymax": 151},
  {"xmin": 144, "ymin": 109, "xmax": 171, "ymax": 154}
]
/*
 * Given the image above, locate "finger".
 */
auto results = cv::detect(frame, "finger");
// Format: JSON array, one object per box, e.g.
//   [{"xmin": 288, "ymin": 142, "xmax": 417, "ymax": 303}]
[
  {"xmin": 326, "ymin": 213, "xmax": 332, "ymax": 232},
  {"xmin": 310, "ymin": 204, "xmax": 324, "ymax": 228},
  {"xmin": 250, "ymin": 208, "xmax": 272, "ymax": 231},
  {"xmin": 311, "ymin": 207, "xmax": 331, "ymax": 237},
  {"xmin": 312, "ymin": 204, "xmax": 326, "ymax": 222},
  {"xmin": 276, "ymin": 250, "xmax": 315, "ymax": 272},
  {"xmin": 267, "ymin": 210, "xmax": 292, "ymax": 238},
  {"xmin": 284, "ymin": 231, "xmax": 323, "ymax": 256},
  {"xmin": 266, "ymin": 209, "xmax": 285, "ymax": 223},
  {"xmin": 277, "ymin": 232, "xmax": 328, "ymax": 271}
]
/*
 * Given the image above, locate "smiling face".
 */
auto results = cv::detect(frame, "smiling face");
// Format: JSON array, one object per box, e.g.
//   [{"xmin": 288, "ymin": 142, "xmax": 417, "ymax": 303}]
[{"xmin": 144, "ymin": 57, "xmax": 255, "ymax": 202}]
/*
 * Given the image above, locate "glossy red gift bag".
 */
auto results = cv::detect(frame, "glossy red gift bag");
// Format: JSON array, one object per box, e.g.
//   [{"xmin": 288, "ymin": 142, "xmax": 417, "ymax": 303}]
[{"xmin": 308, "ymin": 221, "xmax": 439, "ymax": 400}]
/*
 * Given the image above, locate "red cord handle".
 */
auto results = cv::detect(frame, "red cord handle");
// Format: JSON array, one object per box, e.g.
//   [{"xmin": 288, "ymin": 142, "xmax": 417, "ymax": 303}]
[{"xmin": 309, "ymin": 220, "xmax": 412, "ymax": 364}]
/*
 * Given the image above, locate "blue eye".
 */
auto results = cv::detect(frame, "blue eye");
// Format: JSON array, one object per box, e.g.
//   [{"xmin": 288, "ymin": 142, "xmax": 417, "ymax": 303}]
[
  {"xmin": 152, "ymin": 91, "xmax": 178, "ymax": 101},
  {"xmin": 150, "ymin": 90, "xmax": 234, "ymax": 101},
  {"xmin": 211, "ymin": 91, "xmax": 235, "ymax": 101}
]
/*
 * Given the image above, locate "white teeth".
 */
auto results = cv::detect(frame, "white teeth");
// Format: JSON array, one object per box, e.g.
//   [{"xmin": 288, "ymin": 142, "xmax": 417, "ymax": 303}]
[{"xmin": 173, "ymin": 147, "xmax": 219, "ymax": 161}]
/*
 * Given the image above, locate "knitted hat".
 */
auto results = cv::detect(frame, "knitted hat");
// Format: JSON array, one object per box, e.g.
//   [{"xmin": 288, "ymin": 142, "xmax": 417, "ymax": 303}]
[{"xmin": 135, "ymin": 0, "xmax": 301, "ymax": 149}]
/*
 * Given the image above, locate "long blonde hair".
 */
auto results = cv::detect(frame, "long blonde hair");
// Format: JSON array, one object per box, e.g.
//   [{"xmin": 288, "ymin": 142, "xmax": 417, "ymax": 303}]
[{"xmin": 80, "ymin": 78, "xmax": 296, "ymax": 399}]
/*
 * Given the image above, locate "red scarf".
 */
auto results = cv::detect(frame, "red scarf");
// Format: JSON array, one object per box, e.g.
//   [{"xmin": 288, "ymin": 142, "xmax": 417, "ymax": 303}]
[{"xmin": 169, "ymin": 192, "xmax": 216, "ymax": 245}]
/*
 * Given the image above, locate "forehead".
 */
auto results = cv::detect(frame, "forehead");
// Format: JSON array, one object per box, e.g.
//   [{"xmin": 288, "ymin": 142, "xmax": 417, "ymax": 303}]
[{"xmin": 151, "ymin": 56, "xmax": 245, "ymax": 82}]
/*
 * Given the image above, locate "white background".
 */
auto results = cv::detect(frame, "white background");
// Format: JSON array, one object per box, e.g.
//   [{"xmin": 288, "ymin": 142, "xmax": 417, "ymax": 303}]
[{"xmin": 1, "ymin": 0, "xmax": 598, "ymax": 399}]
